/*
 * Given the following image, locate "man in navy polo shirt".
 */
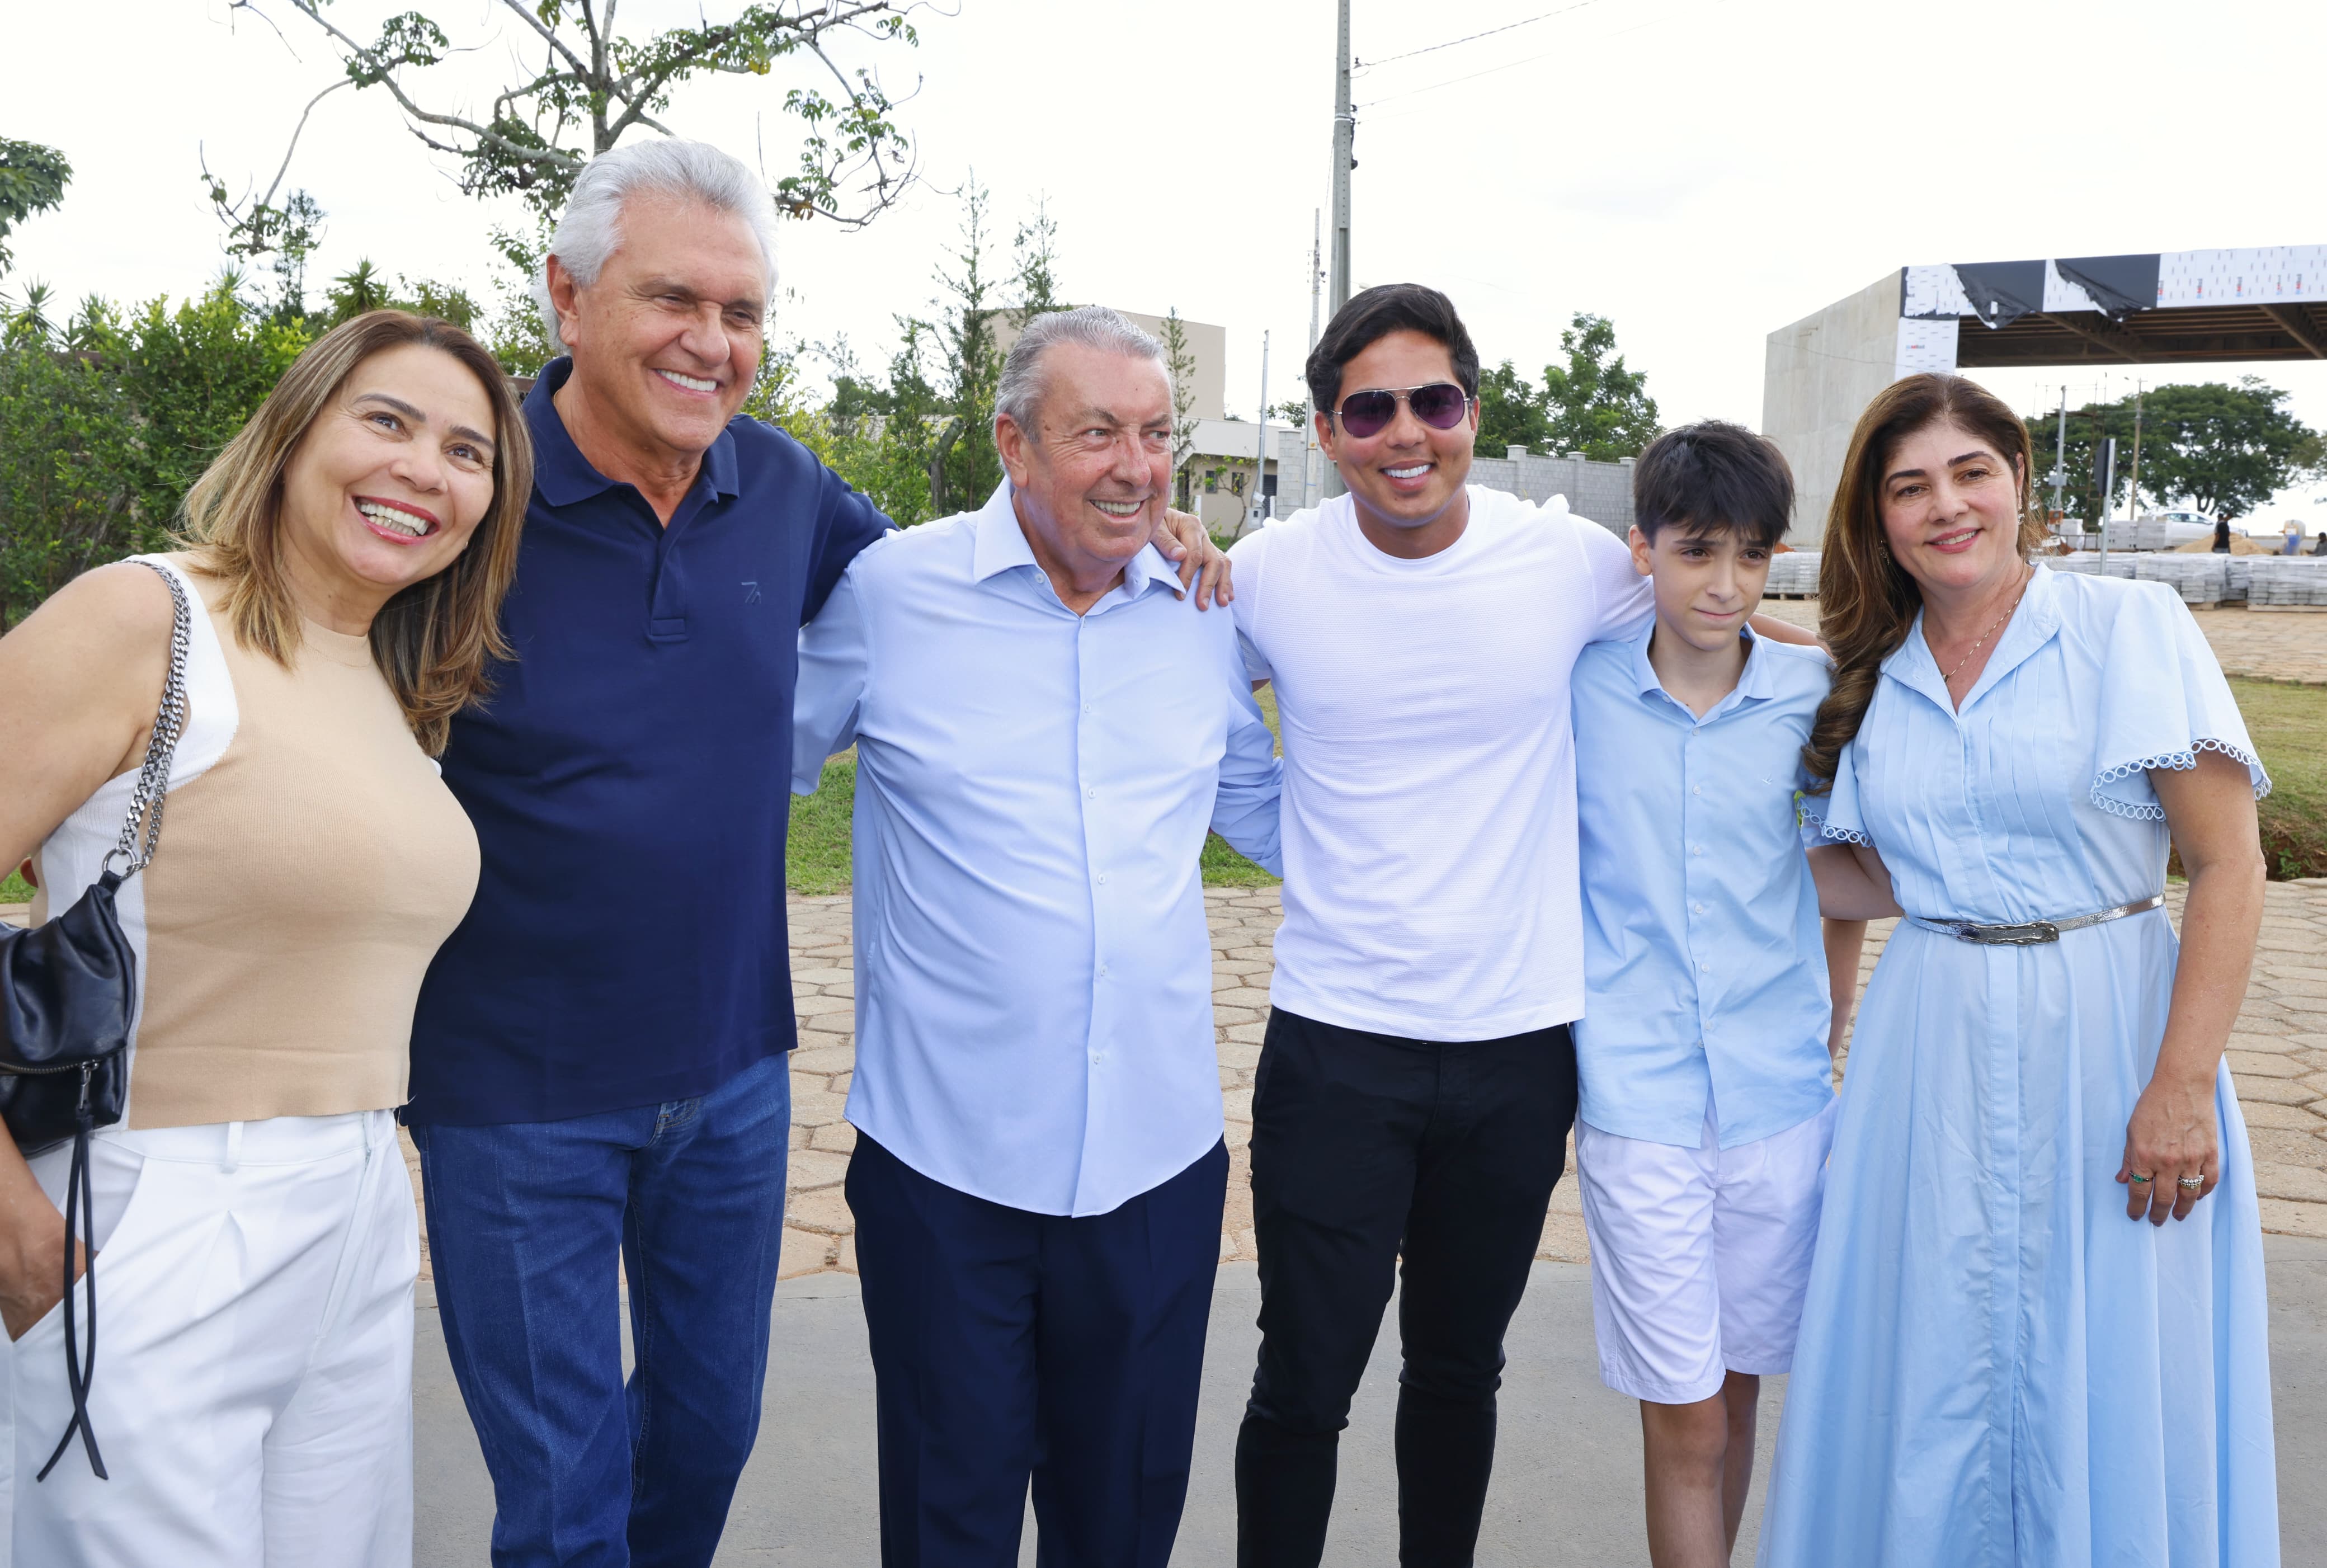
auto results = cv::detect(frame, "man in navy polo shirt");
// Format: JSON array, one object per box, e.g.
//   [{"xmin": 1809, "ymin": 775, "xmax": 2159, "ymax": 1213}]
[{"xmin": 404, "ymin": 141, "xmax": 1224, "ymax": 1568}]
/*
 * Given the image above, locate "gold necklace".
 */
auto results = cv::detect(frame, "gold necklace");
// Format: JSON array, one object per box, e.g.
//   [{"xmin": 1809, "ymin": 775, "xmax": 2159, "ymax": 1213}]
[{"xmin": 1940, "ymin": 567, "xmax": 2033, "ymax": 685}]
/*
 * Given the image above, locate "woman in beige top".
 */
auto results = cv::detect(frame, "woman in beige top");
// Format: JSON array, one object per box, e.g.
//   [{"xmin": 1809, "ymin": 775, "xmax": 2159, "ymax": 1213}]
[{"xmin": 0, "ymin": 309, "xmax": 529, "ymax": 1566}]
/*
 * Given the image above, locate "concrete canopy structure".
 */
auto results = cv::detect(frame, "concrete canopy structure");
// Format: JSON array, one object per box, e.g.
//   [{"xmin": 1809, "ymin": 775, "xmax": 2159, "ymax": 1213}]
[{"xmin": 1764, "ymin": 246, "xmax": 2327, "ymax": 543}]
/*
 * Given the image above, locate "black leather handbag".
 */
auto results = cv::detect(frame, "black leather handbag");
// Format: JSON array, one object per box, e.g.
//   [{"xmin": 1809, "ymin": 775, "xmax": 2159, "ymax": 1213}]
[{"xmin": 0, "ymin": 557, "xmax": 191, "ymax": 1482}]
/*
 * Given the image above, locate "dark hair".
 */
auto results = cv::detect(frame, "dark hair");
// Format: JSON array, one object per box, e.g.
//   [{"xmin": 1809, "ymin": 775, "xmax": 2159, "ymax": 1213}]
[
  {"xmin": 1632, "ymin": 421, "xmax": 1793, "ymax": 548},
  {"xmin": 1801, "ymin": 373, "xmax": 2046, "ymax": 792},
  {"xmin": 1305, "ymin": 283, "xmax": 1480, "ymax": 413}
]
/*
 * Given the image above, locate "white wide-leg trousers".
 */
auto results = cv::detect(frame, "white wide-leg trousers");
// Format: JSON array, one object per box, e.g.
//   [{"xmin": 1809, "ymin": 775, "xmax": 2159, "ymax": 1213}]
[{"xmin": 2, "ymin": 1109, "xmax": 417, "ymax": 1568}]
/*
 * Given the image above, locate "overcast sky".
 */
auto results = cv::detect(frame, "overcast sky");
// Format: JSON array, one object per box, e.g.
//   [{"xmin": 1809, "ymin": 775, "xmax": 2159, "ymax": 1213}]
[{"xmin": 16, "ymin": 0, "xmax": 2327, "ymax": 521}]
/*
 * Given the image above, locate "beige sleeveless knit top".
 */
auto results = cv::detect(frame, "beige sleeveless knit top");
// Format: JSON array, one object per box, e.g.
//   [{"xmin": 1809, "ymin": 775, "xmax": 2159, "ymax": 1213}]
[{"xmin": 31, "ymin": 555, "xmax": 479, "ymax": 1128}]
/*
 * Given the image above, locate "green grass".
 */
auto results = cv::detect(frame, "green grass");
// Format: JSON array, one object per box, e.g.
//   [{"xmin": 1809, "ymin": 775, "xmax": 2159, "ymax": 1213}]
[
  {"xmin": 784, "ymin": 691, "xmax": 1287, "ymax": 896},
  {"xmin": 786, "ymin": 759, "xmax": 859, "ymax": 896},
  {"xmin": 1, "ymin": 871, "xmax": 30, "ymax": 905},
  {"xmin": 2230, "ymin": 676, "xmax": 2327, "ymax": 880}
]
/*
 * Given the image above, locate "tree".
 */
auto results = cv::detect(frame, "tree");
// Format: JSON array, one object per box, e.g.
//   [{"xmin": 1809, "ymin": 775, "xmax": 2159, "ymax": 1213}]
[
  {"xmin": 1475, "ymin": 359, "xmax": 1551, "ymax": 455},
  {"xmin": 327, "ymin": 259, "xmax": 390, "ymax": 319},
  {"xmin": 482, "ymin": 223, "xmax": 556, "ymax": 375},
  {"xmin": 1472, "ymin": 316, "xmax": 1659, "ymax": 460},
  {"xmin": 1011, "ymin": 196, "xmax": 1065, "ymax": 323},
  {"xmin": 2030, "ymin": 379, "xmax": 2323, "ymax": 524},
  {"xmin": 222, "ymin": 0, "xmax": 924, "ymax": 242},
  {"xmin": 0, "ymin": 280, "xmax": 308, "ymax": 628},
  {"xmin": 1541, "ymin": 313, "xmax": 1659, "ymax": 460},
  {"xmin": 0, "ymin": 139, "xmax": 72, "ymax": 280},
  {"xmin": 910, "ymin": 177, "xmax": 1004, "ymax": 519},
  {"xmin": 1161, "ymin": 309, "xmax": 1199, "ymax": 506}
]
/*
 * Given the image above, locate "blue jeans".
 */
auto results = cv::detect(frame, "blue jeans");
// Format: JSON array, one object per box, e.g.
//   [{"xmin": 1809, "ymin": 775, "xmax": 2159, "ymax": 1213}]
[{"xmin": 409, "ymin": 1052, "xmax": 791, "ymax": 1568}]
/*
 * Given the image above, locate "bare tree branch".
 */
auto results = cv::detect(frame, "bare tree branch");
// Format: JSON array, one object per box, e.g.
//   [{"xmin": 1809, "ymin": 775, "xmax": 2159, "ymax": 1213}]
[
  {"xmin": 220, "ymin": 0, "xmax": 927, "ymax": 232},
  {"xmin": 486, "ymin": 0, "xmax": 591, "ymax": 83}
]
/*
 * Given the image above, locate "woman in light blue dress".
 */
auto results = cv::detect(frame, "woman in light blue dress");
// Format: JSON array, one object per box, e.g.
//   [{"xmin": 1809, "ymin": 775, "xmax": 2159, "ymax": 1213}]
[{"xmin": 1759, "ymin": 374, "xmax": 2278, "ymax": 1567}]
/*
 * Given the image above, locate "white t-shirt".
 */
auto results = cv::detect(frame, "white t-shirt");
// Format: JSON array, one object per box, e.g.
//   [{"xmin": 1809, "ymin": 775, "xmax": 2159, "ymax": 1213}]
[{"xmin": 1227, "ymin": 485, "xmax": 1652, "ymax": 1039}]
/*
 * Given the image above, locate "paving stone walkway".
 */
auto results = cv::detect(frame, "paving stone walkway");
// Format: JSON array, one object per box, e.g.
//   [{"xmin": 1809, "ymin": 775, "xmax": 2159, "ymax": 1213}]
[
  {"xmin": 1760, "ymin": 596, "xmax": 2327, "ymax": 686},
  {"xmin": 772, "ymin": 879, "xmax": 2327, "ymax": 1277}
]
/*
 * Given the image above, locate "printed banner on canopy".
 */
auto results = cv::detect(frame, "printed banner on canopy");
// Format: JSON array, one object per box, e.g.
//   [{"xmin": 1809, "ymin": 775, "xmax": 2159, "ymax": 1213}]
[
  {"xmin": 2154, "ymin": 247, "xmax": 2327, "ymax": 308},
  {"xmin": 1905, "ymin": 246, "xmax": 2327, "ymax": 323},
  {"xmin": 1895, "ymin": 317, "xmax": 1959, "ymax": 378}
]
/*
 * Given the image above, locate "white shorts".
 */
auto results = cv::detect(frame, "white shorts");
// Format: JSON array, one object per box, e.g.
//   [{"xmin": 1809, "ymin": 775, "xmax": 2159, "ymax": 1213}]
[
  {"xmin": 1576, "ymin": 1098, "xmax": 1836, "ymax": 1405},
  {"xmin": 3, "ymin": 1110, "xmax": 417, "ymax": 1568}
]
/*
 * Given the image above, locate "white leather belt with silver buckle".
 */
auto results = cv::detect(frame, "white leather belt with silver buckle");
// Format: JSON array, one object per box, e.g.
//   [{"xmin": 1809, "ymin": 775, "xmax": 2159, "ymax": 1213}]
[{"xmin": 1909, "ymin": 893, "xmax": 2165, "ymax": 946}]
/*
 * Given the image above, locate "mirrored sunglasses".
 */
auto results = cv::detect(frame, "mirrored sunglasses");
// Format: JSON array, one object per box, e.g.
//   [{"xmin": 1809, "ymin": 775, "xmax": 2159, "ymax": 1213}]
[{"xmin": 1331, "ymin": 382, "xmax": 1473, "ymax": 440}]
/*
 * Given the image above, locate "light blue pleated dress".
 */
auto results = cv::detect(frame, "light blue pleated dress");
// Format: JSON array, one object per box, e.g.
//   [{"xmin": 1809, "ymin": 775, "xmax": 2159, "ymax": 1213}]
[{"xmin": 1758, "ymin": 566, "xmax": 2279, "ymax": 1568}]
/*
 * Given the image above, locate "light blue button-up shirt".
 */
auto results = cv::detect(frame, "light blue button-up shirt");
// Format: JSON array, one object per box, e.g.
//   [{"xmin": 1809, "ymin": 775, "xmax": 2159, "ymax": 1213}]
[
  {"xmin": 1571, "ymin": 624, "xmax": 1837, "ymax": 1150},
  {"xmin": 792, "ymin": 481, "xmax": 1283, "ymax": 1216}
]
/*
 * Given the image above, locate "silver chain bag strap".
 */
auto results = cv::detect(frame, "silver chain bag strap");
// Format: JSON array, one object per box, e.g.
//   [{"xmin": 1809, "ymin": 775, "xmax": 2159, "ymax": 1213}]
[{"xmin": 0, "ymin": 555, "xmax": 193, "ymax": 1481}]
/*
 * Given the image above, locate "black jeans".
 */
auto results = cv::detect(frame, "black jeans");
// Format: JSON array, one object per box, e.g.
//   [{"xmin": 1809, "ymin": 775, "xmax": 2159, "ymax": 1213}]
[{"xmin": 1235, "ymin": 1007, "xmax": 1577, "ymax": 1568}]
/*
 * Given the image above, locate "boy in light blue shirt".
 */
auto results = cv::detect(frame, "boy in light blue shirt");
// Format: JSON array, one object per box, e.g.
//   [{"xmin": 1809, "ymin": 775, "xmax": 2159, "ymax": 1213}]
[{"xmin": 1570, "ymin": 421, "xmax": 1860, "ymax": 1568}]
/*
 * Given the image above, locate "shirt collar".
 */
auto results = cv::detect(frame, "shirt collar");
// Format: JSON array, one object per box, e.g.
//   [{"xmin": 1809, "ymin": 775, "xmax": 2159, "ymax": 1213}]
[
  {"xmin": 1881, "ymin": 561, "xmax": 2063, "ymax": 714},
  {"xmin": 524, "ymin": 357, "xmax": 741, "ymax": 509},
  {"xmin": 969, "ymin": 479, "xmax": 1178, "ymax": 600},
  {"xmin": 1625, "ymin": 618, "xmax": 1775, "ymax": 717}
]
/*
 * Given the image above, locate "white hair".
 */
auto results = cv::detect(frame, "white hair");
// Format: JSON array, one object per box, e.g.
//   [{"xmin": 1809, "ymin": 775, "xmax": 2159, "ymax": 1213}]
[
  {"xmin": 535, "ymin": 139, "xmax": 779, "ymax": 355},
  {"xmin": 996, "ymin": 305, "xmax": 1166, "ymax": 431}
]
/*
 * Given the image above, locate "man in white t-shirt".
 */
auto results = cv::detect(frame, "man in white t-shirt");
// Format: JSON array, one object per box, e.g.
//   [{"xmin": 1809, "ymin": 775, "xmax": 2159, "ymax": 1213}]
[{"xmin": 1224, "ymin": 284, "xmax": 1810, "ymax": 1565}]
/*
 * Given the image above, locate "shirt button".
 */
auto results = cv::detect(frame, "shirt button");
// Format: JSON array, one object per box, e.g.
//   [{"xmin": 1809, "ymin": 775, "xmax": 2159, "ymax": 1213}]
[
  {"xmin": 1099, "ymin": 964, "xmax": 1110, "ymax": 978},
  {"xmin": 1086, "ymin": 787, "xmax": 1097, "ymax": 799},
  {"xmin": 1698, "ymin": 962, "xmax": 1711, "ymax": 973},
  {"xmin": 1096, "ymin": 873, "xmax": 1108, "ymax": 884},
  {"xmin": 1692, "ymin": 902, "xmax": 1706, "ymax": 915},
  {"xmin": 1690, "ymin": 844, "xmax": 1704, "ymax": 855},
  {"xmin": 1090, "ymin": 1051, "xmax": 1104, "ymax": 1065}
]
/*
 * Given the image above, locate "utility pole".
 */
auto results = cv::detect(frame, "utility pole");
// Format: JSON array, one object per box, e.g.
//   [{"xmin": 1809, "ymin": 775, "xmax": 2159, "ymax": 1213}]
[
  {"xmin": 1330, "ymin": 0, "xmax": 1352, "ymax": 314},
  {"xmin": 2095, "ymin": 435, "xmax": 2118, "ymax": 573},
  {"xmin": 1304, "ymin": 209, "xmax": 1322, "ymax": 511},
  {"xmin": 2048, "ymin": 384, "xmax": 2069, "ymax": 527},
  {"xmin": 1325, "ymin": 0, "xmax": 1353, "ymax": 498},
  {"xmin": 2127, "ymin": 380, "xmax": 2145, "ymax": 537},
  {"xmin": 1248, "ymin": 331, "xmax": 1271, "ymax": 536}
]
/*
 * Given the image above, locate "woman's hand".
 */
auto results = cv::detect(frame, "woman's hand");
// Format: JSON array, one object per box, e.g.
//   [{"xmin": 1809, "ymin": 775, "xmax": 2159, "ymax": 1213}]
[
  {"xmin": 2126, "ymin": 750, "xmax": 2265, "ymax": 1225},
  {"xmin": 0, "ymin": 1199, "xmax": 80, "ymax": 1342},
  {"xmin": 2118, "ymin": 1071, "xmax": 2221, "ymax": 1224}
]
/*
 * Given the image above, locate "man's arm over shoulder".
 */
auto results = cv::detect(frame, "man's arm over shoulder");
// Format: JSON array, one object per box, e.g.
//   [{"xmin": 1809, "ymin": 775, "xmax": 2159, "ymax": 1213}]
[
  {"xmin": 1209, "ymin": 636, "xmax": 1283, "ymax": 874},
  {"xmin": 1574, "ymin": 517, "xmax": 1654, "ymax": 644},
  {"xmin": 793, "ymin": 555, "xmax": 875, "ymax": 794},
  {"xmin": 799, "ymin": 441, "xmax": 896, "ymax": 627}
]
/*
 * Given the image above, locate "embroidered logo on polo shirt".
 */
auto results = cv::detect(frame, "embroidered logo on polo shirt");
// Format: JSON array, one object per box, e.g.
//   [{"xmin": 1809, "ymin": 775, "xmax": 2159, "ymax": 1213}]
[{"xmin": 742, "ymin": 581, "xmax": 761, "ymax": 604}]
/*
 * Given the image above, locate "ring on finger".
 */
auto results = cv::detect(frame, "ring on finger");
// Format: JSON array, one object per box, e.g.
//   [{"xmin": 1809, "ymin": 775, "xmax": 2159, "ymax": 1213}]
[
  {"xmin": 2178, "ymin": 1175, "xmax": 2207, "ymax": 1192},
  {"xmin": 2128, "ymin": 1172, "xmax": 2155, "ymax": 1184}
]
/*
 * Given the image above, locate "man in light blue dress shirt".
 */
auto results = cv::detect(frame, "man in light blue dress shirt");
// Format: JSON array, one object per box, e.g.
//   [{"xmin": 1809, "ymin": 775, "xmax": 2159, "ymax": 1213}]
[{"xmin": 793, "ymin": 307, "xmax": 1282, "ymax": 1566}]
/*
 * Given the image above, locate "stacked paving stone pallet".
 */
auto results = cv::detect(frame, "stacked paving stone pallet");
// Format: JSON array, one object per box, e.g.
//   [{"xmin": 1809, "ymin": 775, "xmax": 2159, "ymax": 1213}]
[
  {"xmin": 2050, "ymin": 552, "xmax": 2327, "ymax": 608},
  {"xmin": 1765, "ymin": 550, "xmax": 1822, "ymax": 597},
  {"xmin": 2062, "ymin": 520, "xmax": 2179, "ymax": 553}
]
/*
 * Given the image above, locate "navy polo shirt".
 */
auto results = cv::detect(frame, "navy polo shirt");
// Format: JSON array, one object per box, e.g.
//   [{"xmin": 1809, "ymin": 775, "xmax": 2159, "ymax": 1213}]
[{"xmin": 406, "ymin": 358, "xmax": 888, "ymax": 1124}]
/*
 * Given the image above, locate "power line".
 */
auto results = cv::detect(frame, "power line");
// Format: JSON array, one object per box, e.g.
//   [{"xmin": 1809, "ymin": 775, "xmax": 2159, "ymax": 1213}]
[
  {"xmin": 1357, "ymin": 40, "xmax": 1576, "ymax": 110},
  {"xmin": 1355, "ymin": 3, "xmax": 1691, "ymax": 112},
  {"xmin": 1354, "ymin": 0, "xmax": 1612, "ymax": 73}
]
